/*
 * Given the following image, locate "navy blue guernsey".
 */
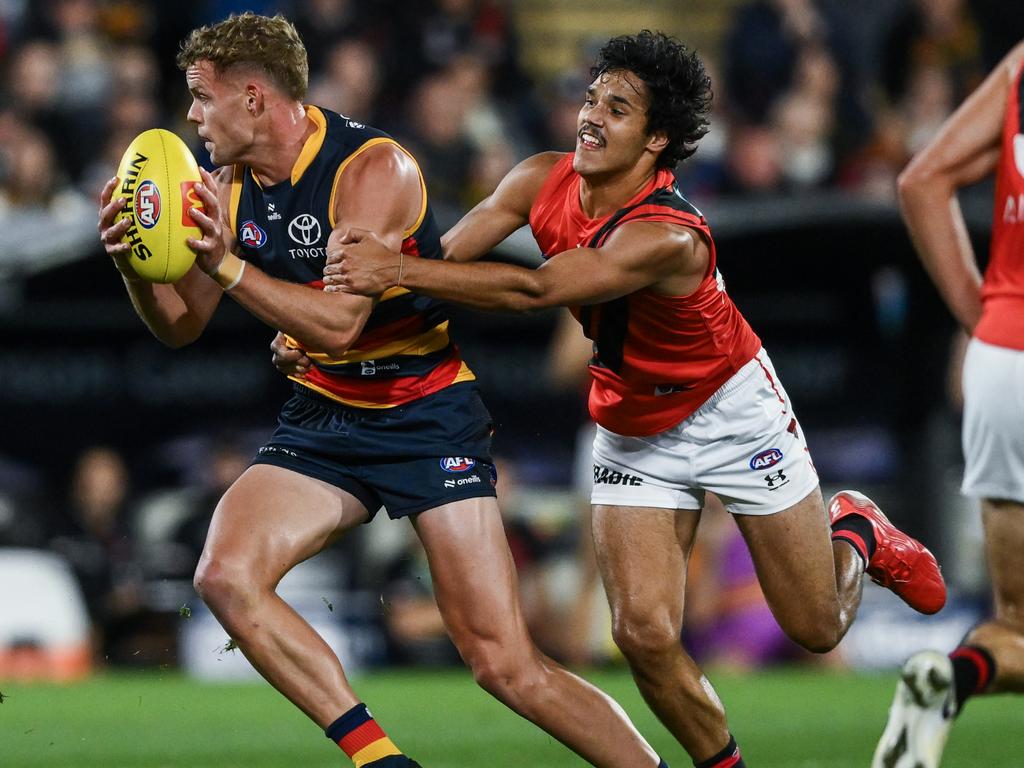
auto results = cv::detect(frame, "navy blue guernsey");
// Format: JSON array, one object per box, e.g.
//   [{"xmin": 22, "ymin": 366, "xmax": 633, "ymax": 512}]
[{"xmin": 228, "ymin": 106, "xmax": 475, "ymax": 407}]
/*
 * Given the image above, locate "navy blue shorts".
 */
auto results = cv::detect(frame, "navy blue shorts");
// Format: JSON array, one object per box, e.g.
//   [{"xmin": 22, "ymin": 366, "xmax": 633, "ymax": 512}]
[{"xmin": 252, "ymin": 382, "xmax": 497, "ymax": 519}]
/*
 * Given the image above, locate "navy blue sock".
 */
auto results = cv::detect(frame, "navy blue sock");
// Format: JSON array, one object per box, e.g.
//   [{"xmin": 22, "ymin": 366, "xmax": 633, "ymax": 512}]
[{"xmin": 695, "ymin": 734, "xmax": 744, "ymax": 767}]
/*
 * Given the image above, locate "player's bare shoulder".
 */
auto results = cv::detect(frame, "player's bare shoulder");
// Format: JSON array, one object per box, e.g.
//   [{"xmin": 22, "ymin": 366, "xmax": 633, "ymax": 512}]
[
  {"xmin": 489, "ymin": 151, "xmax": 565, "ymax": 213},
  {"xmin": 1004, "ymin": 40, "xmax": 1024, "ymax": 80},
  {"xmin": 511, "ymin": 151, "xmax": 564, "ymax": 189},
  {"xmin": 331, "ymin": 140, "xmax": 422, "ymax": 240}
]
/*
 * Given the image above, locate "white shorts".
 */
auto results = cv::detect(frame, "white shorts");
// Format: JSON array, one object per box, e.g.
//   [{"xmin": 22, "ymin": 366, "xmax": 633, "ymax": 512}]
[
  {"xmin": 961, "ymin": 337, "xmax": 1024, "ymax": 502},
  {"xmin": 591, "ymin": 350, "xmax": 818, "ymax": 515}
]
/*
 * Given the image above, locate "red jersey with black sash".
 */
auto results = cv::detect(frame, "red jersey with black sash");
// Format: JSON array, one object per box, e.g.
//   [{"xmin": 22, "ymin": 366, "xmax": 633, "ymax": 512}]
[
  {"xmin": 529, "ymin": 153, "xmax": 761, "ymax": 436},
  {"xmin": 229, "ymin": 106, "xmax": 474, "ymax": 408},
  {"xmin": 977, "ymin": 58, "xmax": 1024, "ymax": 350}
]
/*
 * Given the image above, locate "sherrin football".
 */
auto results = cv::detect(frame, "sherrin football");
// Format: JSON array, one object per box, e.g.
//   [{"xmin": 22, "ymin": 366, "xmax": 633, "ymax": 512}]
[{"xmin": 115, "ymin": 128, "xmax": 203, "ymax": 283}]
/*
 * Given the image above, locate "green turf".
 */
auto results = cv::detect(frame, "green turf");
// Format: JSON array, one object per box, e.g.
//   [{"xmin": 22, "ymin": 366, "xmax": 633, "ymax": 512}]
[{"xmin": 1, "ymin": 666, "xmax": 1022, "ymax": 767}]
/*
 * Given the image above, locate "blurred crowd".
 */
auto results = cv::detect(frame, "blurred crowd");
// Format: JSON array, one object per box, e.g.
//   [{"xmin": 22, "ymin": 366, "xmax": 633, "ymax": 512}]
[
  {"xmin": 0, "ymin": 0, "xmax": 1019, "ymax": 242},
  {"xmin": 1, "ymin": 0, "xmax": 1020, "ymax": 676}
]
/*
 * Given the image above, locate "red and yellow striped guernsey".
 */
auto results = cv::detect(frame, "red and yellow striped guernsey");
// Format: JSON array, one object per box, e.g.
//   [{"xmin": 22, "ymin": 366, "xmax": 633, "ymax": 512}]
[{"xmin": 230, "ymin": 105, "xmax": 475, "ymax": 408}]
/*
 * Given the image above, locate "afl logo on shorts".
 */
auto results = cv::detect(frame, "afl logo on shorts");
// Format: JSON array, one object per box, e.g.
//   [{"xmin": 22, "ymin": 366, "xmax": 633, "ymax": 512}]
[
  {"xmin": 749, "ymin": 448, "xmax": 783, "ymax": 470},
  {"xmin": 239, "ymin": 220, "xmax": 268, "ymax": 248},
  {"xmin": 135, "ymin": 181, "xmax": 161, "ymax": 229},
  {"xmin": 440, "ymin": 457, "xmax": 476, "ymax": 473}
]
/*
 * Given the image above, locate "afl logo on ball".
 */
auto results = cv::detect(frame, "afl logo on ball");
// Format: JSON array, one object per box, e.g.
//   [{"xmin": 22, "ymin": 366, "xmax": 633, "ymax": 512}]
[
  {"xmin": 239, "ymin": 220, "xmax": 268, "ymax": 248},
  {"xmin": 749, "ymin": 448, "xmax": 783, "ymax": 470},
  {"xmin": 440, "ymin": 457, "xmax": 476, "ymax": 473},
  {"xmin": 135, "ymin": 181, "xmax": 161, "ymax": 229}
]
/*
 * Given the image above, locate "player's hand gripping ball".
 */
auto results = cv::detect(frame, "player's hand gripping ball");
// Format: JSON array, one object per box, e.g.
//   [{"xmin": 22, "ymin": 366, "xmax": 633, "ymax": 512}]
[{"xmin": 114, "ymin": 129, "xmax": 204, "ymax": 283}]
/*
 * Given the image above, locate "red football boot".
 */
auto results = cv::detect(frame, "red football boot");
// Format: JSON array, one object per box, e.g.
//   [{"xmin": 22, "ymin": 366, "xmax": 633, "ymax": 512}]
[{"xmin": 828, "ymin": 490, "xmax": 946, "ymax": 614}]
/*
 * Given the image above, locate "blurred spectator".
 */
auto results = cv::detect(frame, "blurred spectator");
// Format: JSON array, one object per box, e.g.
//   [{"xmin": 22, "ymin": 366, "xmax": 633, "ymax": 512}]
[
  {"xmin": 47, "ymin": 446, "xmax": 148, "ymax": 663},
  {"xmin": 399, "ymin": 71, "xmax": 477, "ymax": 214},
  {"xmin": 167, "ymin": 435, "xmax": 251, "ymax": 577},
  {"xmin": 0, "ymin": 121, "xmax": 91, "ymax": 227},
  {"xmin": 307, "ymin": 36, "xmax": 384, "ymax": 123},
  {"xmin": 719, "ymin": 123, "xmax": 785, "ymax": 197},
  {"xmin": 5, "ymin": 40, "xmax": 64, "ymax": 149},
  {"xmin": 293, "ymin": 0, "xmax": 366, "ymax": 74},
  {"xmin": 900, "ymin": 62, "xmax": 956, "ymax": 156},
  {"xmin": 722, "ymin": 0, "xmax": 870, "ymax": 193},
  {"xmin": 879, "ymin": 0, "xmax": 982, "ymax": 108},
  {"xmin": 380, "ymin": 531, "xmax": 458, "ymax": 666}
]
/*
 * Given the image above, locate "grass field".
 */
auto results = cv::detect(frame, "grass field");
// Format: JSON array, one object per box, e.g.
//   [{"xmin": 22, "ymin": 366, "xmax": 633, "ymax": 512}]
[{"xmin": 2, "ymin": 666, "xmax": 1022, "ymax": 767}]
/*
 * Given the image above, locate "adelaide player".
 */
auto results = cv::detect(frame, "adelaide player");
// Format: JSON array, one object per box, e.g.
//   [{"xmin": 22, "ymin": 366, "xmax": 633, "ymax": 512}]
[
  {"xmin": 871, "ymin": 41, "xmax": 1024, "ymax": 768},
  {"xmin": 318, "ymin": 31, "xmax": 948, "ymax": 767},
  {"xmin": 97, "ymin": 13, "xmax": 669, "ymax": 768}
]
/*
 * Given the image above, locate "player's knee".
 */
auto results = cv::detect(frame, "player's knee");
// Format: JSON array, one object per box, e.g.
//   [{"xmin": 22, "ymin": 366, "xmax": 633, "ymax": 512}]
[
  {"xmin": 466, "ymin": 645, "xmax": 522, "ymax": 696},
  {"xmin": 456, "ymin": 633, "xmax": 537, "ymax": 700},
  {"xmin": 782, "ymin": 616, "xmax": 841, "ymax": 654},
  {"xmin": 611, "ymin": 610, "xmax": 680, "ymax": 664},
  {"xmin": 193, "ymin": 556, "xmax": 251, "ymax": 609}
]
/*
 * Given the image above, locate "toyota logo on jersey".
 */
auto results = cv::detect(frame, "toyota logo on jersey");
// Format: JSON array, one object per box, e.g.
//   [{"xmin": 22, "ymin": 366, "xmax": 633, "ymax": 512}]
[
  {"xmin": 288, "ymin": 213, "xmax": 321, "ymax": 245},
  {"xmin": 135, "ymin": 181, "xmax": 161, "ymax": 229},
  {"xmin": 239, "ymin": 220, "xmax": 268, "ymax": 248},
  {"xmin": 440, "ymin": 457, "xmax": 476, "ymax": 473}
]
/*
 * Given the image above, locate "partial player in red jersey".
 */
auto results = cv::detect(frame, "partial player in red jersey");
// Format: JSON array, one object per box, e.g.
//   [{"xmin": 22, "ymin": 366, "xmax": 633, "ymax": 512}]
[
  {"xmin": 871, "ymin": 41, "xmax": 1024, "ymax": 768},
  {"xmin": 289, "ymin": 31, "xmax": 948, "ymax": 767}
]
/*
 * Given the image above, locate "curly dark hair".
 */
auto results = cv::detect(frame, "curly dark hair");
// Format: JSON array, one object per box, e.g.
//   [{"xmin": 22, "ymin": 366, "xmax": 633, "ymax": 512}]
[{"xmin": 592, "ymin": 31, "xmax": 712, "ymax": 169}]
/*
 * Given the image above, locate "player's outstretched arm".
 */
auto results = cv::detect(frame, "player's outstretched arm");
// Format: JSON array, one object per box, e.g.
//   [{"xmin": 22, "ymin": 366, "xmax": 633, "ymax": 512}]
[
  {"xmin": 441, "ymin": 152, "xmax": 563, "ymax": 262},
  {"xmin": 98, "ymin": 174, "xmax": 224, "ymax": 347},
  {"xmin": 898, "ymin": 41, "xmax": 1024, "ymax": 332},
  {"xmin": 328, "ymin": 218, "xmax": 703, "ymax": 312}
]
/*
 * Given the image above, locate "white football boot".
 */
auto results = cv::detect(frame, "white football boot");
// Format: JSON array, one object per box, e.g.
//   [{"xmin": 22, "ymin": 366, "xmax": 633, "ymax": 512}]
[{"xmin": 872, "ymin": 650, "xmax": 957, "ymax": 768}]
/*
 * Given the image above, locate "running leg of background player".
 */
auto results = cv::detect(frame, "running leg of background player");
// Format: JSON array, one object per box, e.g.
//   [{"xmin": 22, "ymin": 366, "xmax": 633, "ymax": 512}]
[
  {"xmin": 414, "ymin": 498, "xmax": 663, "ymax": 768},
  {"xmin": 962, "ymin": 499, "xmax": 1024, "ymax": 692},
  {"xmin": 592, "ymin": 503, "xmax": 733, "ymax": 763},
  {"xmin": 735, "ymin": 486, "xmax": 863, "ymax": 653},
  {"xmin": 194, "ymin": 464, "xmax": 371, "ymax": 726}
]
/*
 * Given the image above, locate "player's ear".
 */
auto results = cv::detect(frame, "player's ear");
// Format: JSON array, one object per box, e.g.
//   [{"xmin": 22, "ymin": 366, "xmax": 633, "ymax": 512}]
[
  {"xmin": 245, "ymin": 83, "xmax": 265, "ymax": 116},
  {"xmin": 646, "ymin": 130, "xmax": 669, "ymax": 155}
]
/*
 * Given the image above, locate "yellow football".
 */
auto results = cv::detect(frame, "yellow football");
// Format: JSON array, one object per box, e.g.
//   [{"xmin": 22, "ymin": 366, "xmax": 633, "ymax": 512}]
[{"xmin": 114, "ymin": 128, "xmax": 203, "ymax": 283}]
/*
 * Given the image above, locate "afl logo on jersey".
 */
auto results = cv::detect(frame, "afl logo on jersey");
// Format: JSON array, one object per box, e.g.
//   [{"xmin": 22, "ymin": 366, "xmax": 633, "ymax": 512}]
[
  {"xmin": 1014, "ymin": 134, "xmax": 1024, "ymax": 178},
  {"xmin": 239, "ymin": 220, "xmax": 267, "ymax": 248},
  {"xmin": 440, "ymin": 457, "xmax": 476, "ymax": 473},
  {"xmin": 749, "ymin": 448, "xmax": 783, "ymax": 470},
  {"xmin": 135, "ymin": 181, "xmax": 161, "ymax": 229}
]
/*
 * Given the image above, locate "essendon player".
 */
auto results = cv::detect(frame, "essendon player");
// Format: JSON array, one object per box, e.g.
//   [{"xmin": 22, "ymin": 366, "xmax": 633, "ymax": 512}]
[
  {"xmin": 313, "ymin": 31, "xmax": 947, "ymax": 767},
  {"xmin": 871, "ymin": 42, "xmax": 1024, "ymax": 768}
]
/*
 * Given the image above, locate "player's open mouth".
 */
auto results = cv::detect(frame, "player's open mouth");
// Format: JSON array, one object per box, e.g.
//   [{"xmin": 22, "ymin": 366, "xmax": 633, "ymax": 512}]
[{"xmin": 579, "ymin": 129, "xmax": 604, "ymax": 149}]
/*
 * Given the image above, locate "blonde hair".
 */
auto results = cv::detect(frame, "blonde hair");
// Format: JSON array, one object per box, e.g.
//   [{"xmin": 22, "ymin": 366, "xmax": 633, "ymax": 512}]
[{"xmin": 176, "ymin": 12, "xmax": 308, "ymax": 101}]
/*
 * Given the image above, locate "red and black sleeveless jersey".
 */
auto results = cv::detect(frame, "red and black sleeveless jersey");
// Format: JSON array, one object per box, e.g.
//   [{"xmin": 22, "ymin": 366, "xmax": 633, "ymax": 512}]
[
  {"xmin": 529, "ymin": 153, "xmax": 761, "ymax": 436},
  {"xmin": 229, "ymin": 106, "xmax": 474, "ymax": 407},
  {"xmin": 977, "ymin": 58, "xmax": 1024, "ymax": 350}
]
